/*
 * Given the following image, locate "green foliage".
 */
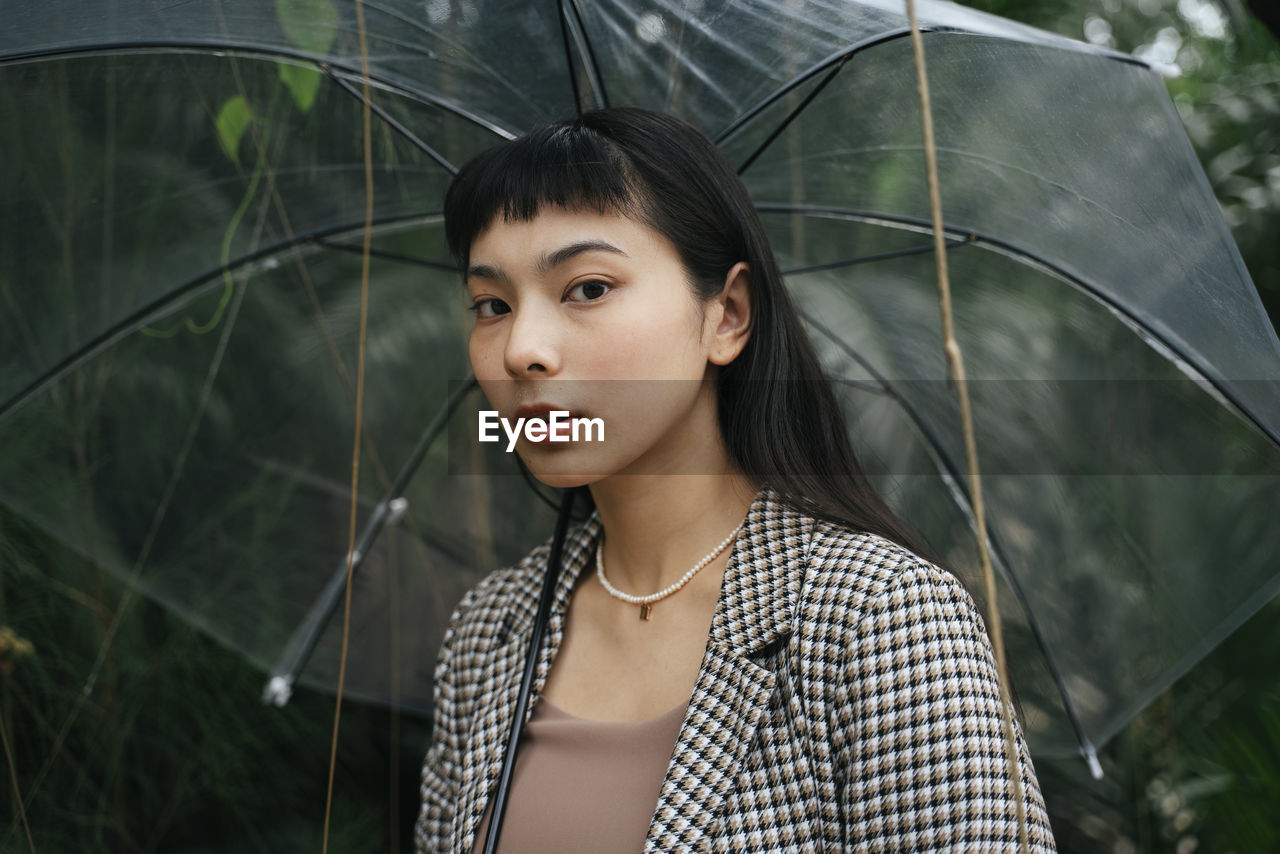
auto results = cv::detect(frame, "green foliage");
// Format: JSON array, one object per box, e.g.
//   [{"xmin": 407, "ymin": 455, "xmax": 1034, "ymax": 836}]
[
  {"xmin": 276, "ymin": 0, "xmax": 340, "ymax": 55},
  {"xmin": 1034, "ymin": 598, "xmax": 1280, "ymax": 853},
  {"xmin": 1204, "ymin": 694, "xmax": 1280, "ymax": 851},
  {"xmin": 1, "ymin": 507, "xmax": 425, "ymax": 852},
  {"xmin": 215, "ymin": 95, "xmax": 252, "ymax": 166},
  {"xmin": 274, "ymin": 0, "xmax": 339, "ymax": 114},
  {"xmin": 279, "ymin": 62, "xmax": 324, "ymax": 113}
]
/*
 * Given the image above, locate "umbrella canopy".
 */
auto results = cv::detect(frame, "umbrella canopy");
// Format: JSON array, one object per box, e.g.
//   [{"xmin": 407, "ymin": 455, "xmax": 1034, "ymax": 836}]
[{"xmin": 3, "ymin": 0, "xmax": 1279, "ymax": 766}]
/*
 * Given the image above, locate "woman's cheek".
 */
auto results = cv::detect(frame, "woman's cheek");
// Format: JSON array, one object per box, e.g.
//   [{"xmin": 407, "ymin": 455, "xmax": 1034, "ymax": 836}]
[
  {"xmin": 589, "ymin": 310, "xmax": 702, "ymax": 380},
  {"xmin": 468, "ymin": 326, "xmax": 506, "ymax": 381}
]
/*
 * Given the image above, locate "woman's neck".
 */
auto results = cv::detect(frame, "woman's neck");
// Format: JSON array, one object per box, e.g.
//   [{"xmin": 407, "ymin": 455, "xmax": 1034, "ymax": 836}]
[{"xmin": 588, "ymin": 471, "xmax": 758, "ymax": 595}]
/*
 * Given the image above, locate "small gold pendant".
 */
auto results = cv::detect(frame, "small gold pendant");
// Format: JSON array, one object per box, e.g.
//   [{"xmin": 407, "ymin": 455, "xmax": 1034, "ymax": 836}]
[{"xmin": 639, "ymin": 603, "xmax": 652, "ymax": 621}]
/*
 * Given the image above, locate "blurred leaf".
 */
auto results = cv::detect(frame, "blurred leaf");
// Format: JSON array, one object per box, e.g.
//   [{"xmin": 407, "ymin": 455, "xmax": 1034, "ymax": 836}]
[
  {"xmin": 1205, "ymin": 698, "xmax": 1280, "ymax": 851},
  {"xmin": 279, "ymin": 62, "xmax": 323, "ymax": 112},
  {"xmin": 276, "ymin": 0, "xmax": 339, "ymax": 54},
  {"xmin": 215, "ymin": 94, "xmax": 252, "ymax": 166},
  {"xmin": 0, "ymin": 624, "xmax": 35, "ymax": 676}
]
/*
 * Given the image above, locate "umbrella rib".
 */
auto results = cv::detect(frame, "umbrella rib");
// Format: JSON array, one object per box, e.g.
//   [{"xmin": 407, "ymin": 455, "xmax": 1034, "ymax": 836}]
[
  {"xmin": 735, "ymin": 56, "xmax": 851, "ymax": 176},
  {"xmin": 925, "ymin": 448, "xmax": 1101, "ymax": 766},
  {"xmin": 0, "ymin": 212, "xmax": 436, "ymax": 422},
  {"xmin": 767, "ymin": 202, "xmax": 1280, "ymax": 451},
  {"xmin": 806, "ymin": 315, "xmax": 1101, "ymax": 765},
  {"xmin": 557, "ymin": 0, "xmax": 585, "ymax": 115},
  {"xmin": 824, "ymin": 375, "xmax": 888, "ymax": 396},
  {"xmin": 0, "ymin": 41, "xmax": 518, "ymax": 141},
  {"xmin": 564, "ymin": 0, "xmax": 611, "ymax": 109},
  {"xmin": 563, "ymin": 8, "xmax": 608, "ymax": 112},
  {"xmin": 323, "ymin": 66, "xmax": 459, "ymax": 176},
  {"xmin": 714, "ymin": 28, "xmax": 922, "ymax": 147},
  {"xmin": 314, "ymin": 236, "xmax": 459, "ymax": 272},
  {"xmin": 780, "ymin": 235, "xmax": 975, "ymax": 275}
]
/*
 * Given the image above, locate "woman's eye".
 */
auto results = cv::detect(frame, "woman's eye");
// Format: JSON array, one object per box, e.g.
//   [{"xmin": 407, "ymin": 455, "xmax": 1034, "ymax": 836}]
[
  {"xmin": 468, "ymin": 298, "xmax": 511, "ymax": 319},
  {"xmin": 566, "ymin": 280, "xmax": 612, "ymax": 302}
]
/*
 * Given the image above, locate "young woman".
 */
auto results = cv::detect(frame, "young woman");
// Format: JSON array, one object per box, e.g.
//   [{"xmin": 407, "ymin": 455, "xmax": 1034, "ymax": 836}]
[{"xmin": 415, "ymin": 107, "xmax": 1056, "ymax": 852}]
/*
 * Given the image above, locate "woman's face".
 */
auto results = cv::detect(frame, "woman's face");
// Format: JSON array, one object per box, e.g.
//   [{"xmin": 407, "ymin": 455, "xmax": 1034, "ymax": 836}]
[{"xmin": 465, "ymin": 206, "xmax": 749, "ymax": 487}]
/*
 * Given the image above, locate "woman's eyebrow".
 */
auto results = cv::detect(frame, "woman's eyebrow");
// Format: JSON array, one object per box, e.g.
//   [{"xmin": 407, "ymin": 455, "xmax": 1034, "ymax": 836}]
[
  {"xmin": 538, "ymin": 240, "xmax": 628, "ymax": 275},
  {"xmin": 466, "ymin": 239, "xmax": 628, "ymax": 284},
  {"xmin": 466, "ymin": 263, "xmax": 507, "ymax": 283}
]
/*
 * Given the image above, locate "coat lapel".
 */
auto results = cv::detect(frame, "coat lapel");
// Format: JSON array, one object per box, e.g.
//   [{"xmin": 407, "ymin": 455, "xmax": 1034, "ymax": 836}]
[
  {"xmin": 454, "ymin": 513, "xmax": 601, "ymax": 852},
  {"xmin": 454, "ymin": 623, "xmax": 526, "ymax": 851},
  {"xmin": 646, "ymin": 489, "xmax": 812, "ymax": 851}
]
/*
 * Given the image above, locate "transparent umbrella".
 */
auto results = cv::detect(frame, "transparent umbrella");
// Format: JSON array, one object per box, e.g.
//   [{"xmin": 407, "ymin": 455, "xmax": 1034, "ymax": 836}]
[{"xmin": 2, "ymin": 0, "xmax": 1278, "ymax": 778}]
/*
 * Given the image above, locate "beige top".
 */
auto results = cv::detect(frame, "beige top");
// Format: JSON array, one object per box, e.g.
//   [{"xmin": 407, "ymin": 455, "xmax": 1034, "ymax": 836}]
[{"xmin": 470, "ymin": 696, "xmax": 687, "ymax": 854}]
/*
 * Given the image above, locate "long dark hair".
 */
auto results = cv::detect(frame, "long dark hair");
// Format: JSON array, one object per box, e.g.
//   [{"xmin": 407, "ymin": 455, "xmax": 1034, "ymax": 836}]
[{"xmin": 444, "ymin": 107, "xmax": 919, "ymax": 552}]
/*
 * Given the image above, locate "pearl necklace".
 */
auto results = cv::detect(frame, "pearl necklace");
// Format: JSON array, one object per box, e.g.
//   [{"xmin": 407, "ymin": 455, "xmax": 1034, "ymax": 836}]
[{"xmin": 596, "ymin": 522, "xmax": 744, "ymax": 621}]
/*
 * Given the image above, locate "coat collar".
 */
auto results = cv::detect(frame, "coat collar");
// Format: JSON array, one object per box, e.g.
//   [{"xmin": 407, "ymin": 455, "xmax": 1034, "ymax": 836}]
[{"xmin": 456, "ymin": 487, "xmax": 814, "ymax": 852}]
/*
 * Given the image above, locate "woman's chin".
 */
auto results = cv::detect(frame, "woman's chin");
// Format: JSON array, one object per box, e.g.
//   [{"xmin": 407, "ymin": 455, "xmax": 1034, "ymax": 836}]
[
  {"xmin": 516, "ymin": 434, "xmax": 677, "ymax": 487},
  {"xmin": 526, "ymin": 471, "xmax": 601, "ymax": 490},
  {"xmin": 518, "ymin": 446, "xmax": 615, "ymax": 489}
]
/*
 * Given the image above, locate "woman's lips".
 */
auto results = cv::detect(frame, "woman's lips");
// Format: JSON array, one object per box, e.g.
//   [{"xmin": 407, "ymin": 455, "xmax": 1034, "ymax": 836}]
[
  {"xmin": 513, "ymin": 402, "xmax": 577, "ymax": 422},
  {"xmin": 511, "ymin": 403, "xmax": 585, "ymax": 444}
]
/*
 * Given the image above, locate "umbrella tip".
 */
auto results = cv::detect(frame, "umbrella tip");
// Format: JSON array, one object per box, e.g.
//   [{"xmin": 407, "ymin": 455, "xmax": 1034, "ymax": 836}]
[
  {"xmin": 1084, "ymin": 744, "xmax": 1104, "ymax": 780},
  {"xmin": 262, "ymin": 675, "xmax": 294, "ymax": 707},
  {"xmin": 389, "ymin": 496, "xmax": 409, "ymax": 523}
]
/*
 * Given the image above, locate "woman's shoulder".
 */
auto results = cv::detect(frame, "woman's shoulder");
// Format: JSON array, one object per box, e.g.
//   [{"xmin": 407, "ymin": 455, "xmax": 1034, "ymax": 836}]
[
  {"xmin": 457, "ymin": 540, "xmax": 552, "ymax": 616},
  {"xmin": 438, "ymin": 516, "xmax": 598, "ymax": 656},
  {"xmin": 801, "ymin": 516, "xmax": 984, "ymax": 641},
  {"xmin": 441, "ymin": 544, "xmax": 547, "ymax": 648}
]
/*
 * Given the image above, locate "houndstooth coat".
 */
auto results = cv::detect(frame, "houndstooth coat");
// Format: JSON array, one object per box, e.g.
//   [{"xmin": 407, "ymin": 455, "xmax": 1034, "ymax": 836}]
[{"xmin": 415, "ymin": 489, "xmax": 1058, "ymax": 852}]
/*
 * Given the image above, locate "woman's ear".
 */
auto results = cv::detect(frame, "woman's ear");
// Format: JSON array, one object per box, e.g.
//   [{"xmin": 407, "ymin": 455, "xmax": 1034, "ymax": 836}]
[{"xmin": 708, "ymin": 261, "xmax": 752, "ymax": 366}]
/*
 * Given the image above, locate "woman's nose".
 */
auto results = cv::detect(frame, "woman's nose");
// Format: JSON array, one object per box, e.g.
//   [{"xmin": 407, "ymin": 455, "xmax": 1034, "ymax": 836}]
[{"xmin": 503, "ymin": 306, "xmax": 562, "ymax": 378}]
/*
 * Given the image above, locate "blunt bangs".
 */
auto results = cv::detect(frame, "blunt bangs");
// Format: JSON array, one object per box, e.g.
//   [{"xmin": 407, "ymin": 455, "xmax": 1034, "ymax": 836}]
[{"xmin": 443, "ymin": 122, "xmax": 645, "ymax": 267}]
